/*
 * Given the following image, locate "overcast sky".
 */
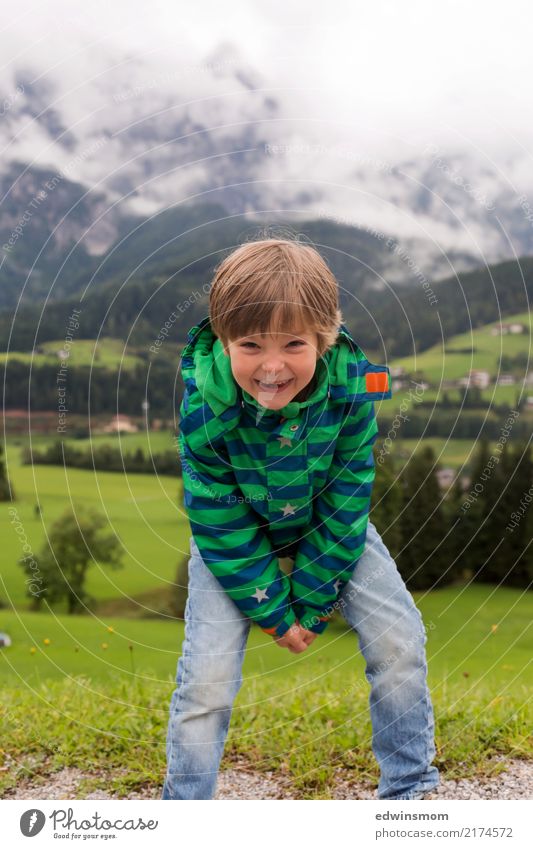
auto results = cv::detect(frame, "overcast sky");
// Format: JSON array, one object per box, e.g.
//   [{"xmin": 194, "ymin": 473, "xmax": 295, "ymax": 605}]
[{"xmin": 3, "ymin": 0, "xmax": 533, "ymax": 160}]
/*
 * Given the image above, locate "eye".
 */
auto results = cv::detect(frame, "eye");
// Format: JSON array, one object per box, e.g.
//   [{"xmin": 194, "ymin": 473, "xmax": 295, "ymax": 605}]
[{"xmin": 239, "ymin": 340, "xmax": 304, "ymax": 349}]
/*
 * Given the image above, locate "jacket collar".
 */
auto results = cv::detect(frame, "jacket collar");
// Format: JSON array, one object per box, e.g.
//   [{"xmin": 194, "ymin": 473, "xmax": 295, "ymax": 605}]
[{"xmin": 179, "ymin": 315, "xmax": 391, "ymax": 448}]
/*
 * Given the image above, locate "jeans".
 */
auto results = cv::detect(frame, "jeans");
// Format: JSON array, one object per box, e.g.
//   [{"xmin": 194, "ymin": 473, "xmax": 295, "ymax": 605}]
[{"xmin": 161, "ymin": 521, "xmax": 439, "ymax": 800}]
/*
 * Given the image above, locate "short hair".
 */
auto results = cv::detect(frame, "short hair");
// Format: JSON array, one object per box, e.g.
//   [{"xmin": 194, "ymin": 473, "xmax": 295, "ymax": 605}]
[{"xmin": 209, "ymin": 237, "xmax": 343, "ymax": 357}]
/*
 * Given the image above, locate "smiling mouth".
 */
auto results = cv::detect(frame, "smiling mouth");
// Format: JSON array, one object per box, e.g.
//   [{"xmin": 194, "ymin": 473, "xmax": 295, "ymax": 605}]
[{"xmin": 255, "ymin": 378, "xmax": 293, "ymax": 391}]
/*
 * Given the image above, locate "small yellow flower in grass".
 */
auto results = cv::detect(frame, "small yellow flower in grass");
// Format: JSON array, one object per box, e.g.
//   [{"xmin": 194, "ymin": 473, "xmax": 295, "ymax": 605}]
[
  {"xmin": 101, "ymin": 642, "xmax": 109, "ymax": 650},
  {"xmin": 43, "ymin": 638, "xmax": 51, "ymax": 646},
  {"xmin": 491, "ymin": 624, "xmax": 498, "ymax": 633},
  {"xmin": 30, "ymin": 647, "xmax": 36, "ymax": 655}
]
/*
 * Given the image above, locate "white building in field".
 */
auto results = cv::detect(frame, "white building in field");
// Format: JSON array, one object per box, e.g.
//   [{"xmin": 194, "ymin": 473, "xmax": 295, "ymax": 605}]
[
  {"xmin": 102, "ymin": 414, "xmax": 139, "ymax": 433},
  {"xmin": 490, "ymin": 322, "xmax": 525, "ymax": 335},
  {"xmin": 460, "ymin": 370, "xmax": 490, "ymax": 389}
]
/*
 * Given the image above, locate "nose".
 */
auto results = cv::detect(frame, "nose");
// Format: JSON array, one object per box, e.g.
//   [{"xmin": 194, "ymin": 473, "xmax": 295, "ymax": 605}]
[{"xmin": 261, "ymin": 356, "xmax": 285, "ymax": 378}]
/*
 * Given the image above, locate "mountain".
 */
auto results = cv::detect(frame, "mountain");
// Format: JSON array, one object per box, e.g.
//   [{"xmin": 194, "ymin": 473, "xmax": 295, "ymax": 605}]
[
  {"xmin": 1, "ymin": 243, "xmax": 531, "ymax": 361},
  {"xmin": 2, "ymin": 40, "xmax": 533, "ymax": 312}
]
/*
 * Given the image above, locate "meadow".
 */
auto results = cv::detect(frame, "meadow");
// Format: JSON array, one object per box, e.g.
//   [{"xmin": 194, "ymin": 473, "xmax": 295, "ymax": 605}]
[
  {"xmin": 392, "ymin": 310, "xmax": 532, "ymax": 408},
  {"xmin": 1, "ymin": 588, "xmax": 531, "ymax": 798},
  {"xmin": 1, "ymin": 425, "xmax": 531, "ymax": 798}
]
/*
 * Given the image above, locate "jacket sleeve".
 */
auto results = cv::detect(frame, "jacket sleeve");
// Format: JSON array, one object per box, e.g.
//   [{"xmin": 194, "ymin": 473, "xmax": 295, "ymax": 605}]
[
  {"xmin": 178, "ymin": 430, "xmax": 297, "ymax": 638},
  {"xmin": 290, "ymin": 400, "xmax": 378, "ymax": 634}
]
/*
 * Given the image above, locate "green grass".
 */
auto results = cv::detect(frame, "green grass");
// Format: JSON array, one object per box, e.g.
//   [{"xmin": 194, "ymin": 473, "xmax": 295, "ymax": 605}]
[
  {"xmin": 393, "ymin": 310, "xmax": 532, "ymax": 384},
  {"xmin": 1, "ymin": 584, "xmax": 531, "ymax": 685},
  {"xmin": 380, "ymin": 437, "xmax": 525, "ymax": 471},
  {"xmin": 2, "ymin": 456, "xmax": 187, "ymax": 609},
  {"xmin": 1, "ymin": 671, "xmax": 530, "ymax": 799},
  {"xmin": 6, "ymin": 429, "xmax": 177, "ymax": 460},
  {"xmin": 416, "ymin": 385, "xmax": 528, "ymax": 405},
  {"xmin": 0, "ymin": 584, "xmax": 531, "ymax": 798},
  {"xmin": 1, "ymin": 430, "xmax": 532, "ymax": 797},
  {"xmin": 0, "ymin": 427, "xmax": 529, "ymax": 618},
  {"xmin": 0, "ymin": 338, "xmax": 146, "ymax": 370},
  {"xmin": 389, "ymin": 309, "xmax": 533, "ymax": 411}
]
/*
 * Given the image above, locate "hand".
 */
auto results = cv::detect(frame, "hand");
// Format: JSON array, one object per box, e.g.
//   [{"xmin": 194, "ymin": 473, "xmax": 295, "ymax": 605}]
[
  {"xmin": 300, "ymin": 624, "xmax": 318, "ymax": 646},
  {"xmin": 274, "ymin": 620, "xmax": 318, "ymax": 653}
]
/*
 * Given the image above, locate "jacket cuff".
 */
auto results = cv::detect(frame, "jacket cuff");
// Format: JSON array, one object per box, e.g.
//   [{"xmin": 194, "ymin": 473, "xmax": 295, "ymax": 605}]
[
  {"xmin": 260, "ymin": 606, "xmax": 297, "ymax": 638},
  {"xmin": 294, "ymin": 605, "xmax": 331, "ymax": 634}
]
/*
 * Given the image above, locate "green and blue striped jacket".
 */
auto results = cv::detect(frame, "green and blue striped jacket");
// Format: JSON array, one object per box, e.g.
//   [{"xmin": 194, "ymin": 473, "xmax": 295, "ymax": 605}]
[{"xmin": 178, "ymin": 315, "xmax": 393, "ymax": 637}]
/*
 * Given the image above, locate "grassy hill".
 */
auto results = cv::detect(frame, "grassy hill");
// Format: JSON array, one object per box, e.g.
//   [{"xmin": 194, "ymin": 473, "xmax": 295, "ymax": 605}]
[
  {"xmin": 2, "ymin": 446, "xmax": 185, "ymax": 611},
  {"xmin": 393, "ymin": 310, "xmax": 532, "ymax": 404},
  {"xmin": 0, "ymin": 337, "xmax": 146, "ymax": 370},
  {"xmin": 3, "ymin": 309, "xmax": 531, "ymax": 395}
]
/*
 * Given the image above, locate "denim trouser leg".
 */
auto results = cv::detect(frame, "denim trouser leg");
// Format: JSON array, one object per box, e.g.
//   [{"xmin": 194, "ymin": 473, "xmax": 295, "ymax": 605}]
[
  {"xmin": 339, "ymin": 520, "xmax": 440, "ymax": 800},
  {"xmin": 162, "ymin": 524, "xmax": 439, "ymax": 801},
  {"xmin": 161, "ymin": 536, "xmax": 251, "ymax": 800}
]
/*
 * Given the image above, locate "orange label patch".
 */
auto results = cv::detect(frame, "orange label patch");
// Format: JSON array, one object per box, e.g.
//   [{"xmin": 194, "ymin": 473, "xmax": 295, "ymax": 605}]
[{"xmin": 365, "ymin": 371, "xmax": 389, "ymax": 393}]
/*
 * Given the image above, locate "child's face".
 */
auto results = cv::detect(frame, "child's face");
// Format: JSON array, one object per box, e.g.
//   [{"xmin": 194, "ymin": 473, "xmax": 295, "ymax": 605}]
[{"xmin": 224, "ymin": 326, "xmax": 320, "ymax": 410}]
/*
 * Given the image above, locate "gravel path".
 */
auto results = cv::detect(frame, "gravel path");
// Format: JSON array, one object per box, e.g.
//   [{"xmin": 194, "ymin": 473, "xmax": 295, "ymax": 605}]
[{"xmin": 3, "ymin": 755, "xmax": 532, "ymax": 800}]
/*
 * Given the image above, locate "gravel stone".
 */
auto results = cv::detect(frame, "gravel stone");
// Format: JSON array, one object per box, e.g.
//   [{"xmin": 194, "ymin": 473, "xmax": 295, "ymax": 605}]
[{"xmin": 3, "ymin": 755, "xmax": 532, "ymax": 800}]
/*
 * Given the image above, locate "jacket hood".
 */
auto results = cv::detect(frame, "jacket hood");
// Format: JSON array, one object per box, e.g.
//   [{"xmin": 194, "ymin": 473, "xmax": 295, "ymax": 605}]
[{"xmin": 179, "ymin": 314, "xmax": 392, "ymax": 450}]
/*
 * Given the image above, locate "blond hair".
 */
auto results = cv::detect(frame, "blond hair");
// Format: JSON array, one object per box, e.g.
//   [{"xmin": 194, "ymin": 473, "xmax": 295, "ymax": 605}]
[{"xmin": 209, "ymin": 237, "xmax": 343, "ymax": 357}]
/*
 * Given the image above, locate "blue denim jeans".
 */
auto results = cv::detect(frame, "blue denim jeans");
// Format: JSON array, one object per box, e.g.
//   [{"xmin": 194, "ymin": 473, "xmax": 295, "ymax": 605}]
[{"xmin": 161, "ymin": 521, "xmax": 439, "ymax": 800}]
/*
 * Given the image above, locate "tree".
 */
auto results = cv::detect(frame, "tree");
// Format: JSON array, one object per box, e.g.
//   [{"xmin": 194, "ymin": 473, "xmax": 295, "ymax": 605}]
[
  {"xmin": 454, "ymin": 438, "xmax": 496, "ymax": 582},
  {"xmin": 478, "ymin": 439, "xmax": 533, "ymax": 588},
  {"xmin": 396, "ymin": 445, "xmax": 450, "ymax": 589},
  {"xmin": 19, "ymin": 506, "xmax": 124, "ymax": 613},
  {"xmin": 447, "ymin": 438, "xmax": 533, "ymax": 589},
  {"xmin": 371, "ymin": 449, "xmax": 403, "ymax": 557},
  {"xmin": 0, "ymin": 441, "xmax": 14, "ymax": 501}
]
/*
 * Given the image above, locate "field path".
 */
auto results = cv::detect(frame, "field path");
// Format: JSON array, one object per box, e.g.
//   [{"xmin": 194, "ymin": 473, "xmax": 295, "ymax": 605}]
[{"xmin": 3, "ymin": 755, "xmax": 532, "ymax": 800}]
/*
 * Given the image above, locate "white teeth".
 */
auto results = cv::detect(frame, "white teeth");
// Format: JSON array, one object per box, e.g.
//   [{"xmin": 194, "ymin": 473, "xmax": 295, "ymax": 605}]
[{"xmin": 258, "ymin": 379, "xmax": 291, "ymax": 389}]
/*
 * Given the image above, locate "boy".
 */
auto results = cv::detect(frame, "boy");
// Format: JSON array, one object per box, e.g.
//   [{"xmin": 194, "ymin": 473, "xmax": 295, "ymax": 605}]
[{"xmin": 162, "ymin": 238, "xmax": 439, "ymax": 800}]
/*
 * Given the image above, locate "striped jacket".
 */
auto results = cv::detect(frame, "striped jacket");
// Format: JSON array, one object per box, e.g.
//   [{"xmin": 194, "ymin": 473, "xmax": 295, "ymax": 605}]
[{"xmin": 177, "ymin": 315, "xmax": 393, "ymax": 637}]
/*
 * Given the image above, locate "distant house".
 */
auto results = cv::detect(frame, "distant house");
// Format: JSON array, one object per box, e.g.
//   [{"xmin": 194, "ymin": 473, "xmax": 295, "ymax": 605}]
[
  {"xmin": 436, "ymin": 467, "xmax": 456, "ymax": 489},
  {"xmin": 102, "ymin": 414, "xmax": 139, "ymax": 434},
  {"xmin": 0, "ymin": 632, "xmax": 12, "ymax": 648},
  {"xmin": 496, "ymin": 374, "xmax": 516, "ymax": 386},
  {"xmin": 460, "ymin": 370, "xmax": 490, "ymax": 389},
  {"xmin": 390, "ymin": 366, "xmax": 406, "ymax": 378},
  {"xmin": 490, "ymin": 322, "xmax": 525, "ymax": 335}
]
